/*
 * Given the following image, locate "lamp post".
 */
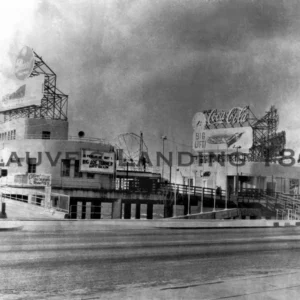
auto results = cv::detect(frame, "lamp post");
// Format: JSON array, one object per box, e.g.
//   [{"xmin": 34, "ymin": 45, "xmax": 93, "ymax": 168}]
[
  {"xmin": 233, "ymin": 146, "xmax": 241, "ymax": 194},
  {"xmin": 174, "ymin": 167, "xmax": 178, "ymax": 217},
  {"xmin": 161, "ymin": 136, "xmax": 167, "ymax": 181},
  {"xmin": 174, "ymin": 147, "xmax": 178, "ymax": 217},
  {"xmin": 188, "ymin": 164, "xmax": 191, "ymax": 215},
  {"xmin": 224, "ymin": 142, "xmax": 229, "ymax": 210}
]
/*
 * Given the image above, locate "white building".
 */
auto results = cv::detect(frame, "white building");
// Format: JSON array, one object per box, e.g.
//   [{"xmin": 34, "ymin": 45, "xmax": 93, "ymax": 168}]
[{"xmin": 0, "ymin": 47, "xmax": 116, "ymax": 217}]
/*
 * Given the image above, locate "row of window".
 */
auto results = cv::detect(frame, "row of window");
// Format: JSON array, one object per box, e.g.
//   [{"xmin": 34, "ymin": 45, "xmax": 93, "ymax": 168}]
[
  {"xmin": 0, "ymin": 130, "xmax": 51, "ymax": 141},
  {"xmin": 0, "ymin": 130, "xmax": 16, "ymax": 140},
  {"xmin": 61, "ymin": 160, "xmax": 95, "ymax": 178},
  {"xmin": 28, "ymin": 159, "xmax": 95, "ymax": 179}
]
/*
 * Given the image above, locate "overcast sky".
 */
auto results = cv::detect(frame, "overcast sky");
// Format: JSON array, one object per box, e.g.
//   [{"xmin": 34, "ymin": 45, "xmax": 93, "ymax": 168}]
[{"xmin": 1, "ymin": 0, "xmax": 300, "ymax": 158}]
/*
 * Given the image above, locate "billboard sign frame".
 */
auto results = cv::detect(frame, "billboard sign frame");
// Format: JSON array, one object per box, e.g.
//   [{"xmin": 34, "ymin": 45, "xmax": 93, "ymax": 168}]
[
  {"xmin": 80, "ymin": 149, "xmax": 115, "ymax": 174},
  {"xmin": 15, "ymin": 46, "xmax": 35, "ymax": 80},
  {"xmin": 0, "ymin": 74, "xmax": 45, "ymax": 112},
  {"xmin": 193, "ymin": 126, "xmax": 253, "ymax": 153}
]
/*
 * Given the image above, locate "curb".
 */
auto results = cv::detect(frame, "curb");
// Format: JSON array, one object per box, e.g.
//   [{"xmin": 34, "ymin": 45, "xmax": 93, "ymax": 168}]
[
  {"xmin": 0, "ymin": 221, "xmax": 23, "ymax": 231},
  {"xmin": 0, "ymin": 226, "xmax": 23, "ymax": 231}
]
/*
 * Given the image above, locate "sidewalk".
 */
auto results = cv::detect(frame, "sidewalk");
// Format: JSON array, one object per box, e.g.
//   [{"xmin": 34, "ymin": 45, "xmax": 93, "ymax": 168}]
[{"xmin": 0, "ymin": 218, "xmax": 299, "ymax": 233}]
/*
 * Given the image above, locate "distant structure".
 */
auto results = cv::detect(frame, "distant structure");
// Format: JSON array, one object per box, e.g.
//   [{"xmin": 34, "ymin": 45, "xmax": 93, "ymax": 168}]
[
  {"xmin": 0, "ymin": 46, "xmax": 115, "ymax": 216},
  {"xmin": 174, "ymin": 105, "xmax": 299, "ymax": 196}
]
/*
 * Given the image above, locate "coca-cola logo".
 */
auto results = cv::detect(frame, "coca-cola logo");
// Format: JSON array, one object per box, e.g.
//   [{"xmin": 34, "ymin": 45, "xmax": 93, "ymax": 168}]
[
  {"xmin": 207, "ymin": 107, "xmax": 249, "ymax": 125},
  {"xmin": 15, "ymin": 46, "xmax": 35, "ymax": 80}
]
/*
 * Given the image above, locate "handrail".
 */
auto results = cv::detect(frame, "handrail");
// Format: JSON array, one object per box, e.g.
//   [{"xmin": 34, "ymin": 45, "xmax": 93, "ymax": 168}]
[
  {"xmin": 159, "ymin": 183, "xmax": 226, "ymax": 198},
  {"xmin": 7, "ymin": 134, "xmax": 111, "ymax": 145}
]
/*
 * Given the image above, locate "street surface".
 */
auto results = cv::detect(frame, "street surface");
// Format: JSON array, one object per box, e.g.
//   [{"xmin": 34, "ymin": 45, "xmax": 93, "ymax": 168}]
[{"xmin": 1, "ymin": 223, "xmax": 300, "ymax": 299}]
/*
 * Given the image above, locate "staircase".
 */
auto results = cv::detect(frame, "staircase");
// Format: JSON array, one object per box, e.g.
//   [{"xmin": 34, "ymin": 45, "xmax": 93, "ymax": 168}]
[{"xmin": 238, "ymin": 189, "xmax": 300, "ymax": 220}]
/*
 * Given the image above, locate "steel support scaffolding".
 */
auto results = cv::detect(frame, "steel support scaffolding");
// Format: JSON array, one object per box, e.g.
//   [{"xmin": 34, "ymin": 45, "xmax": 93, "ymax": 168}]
[
  {"xmin": 3, "ymin": 50, "xmax": 68, "ymax": 122},
  {"xmin": 202, "ymin": 106, "xmax": 286, "ymax": 163}
]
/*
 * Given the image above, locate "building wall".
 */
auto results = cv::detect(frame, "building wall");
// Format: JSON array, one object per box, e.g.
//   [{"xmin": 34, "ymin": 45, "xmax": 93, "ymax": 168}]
[
  {"xmin": 0, "ymin": 139, "xmax": 114, "ymax": 190},
  {"xmin": 25, "ymin": 119, "xmax": 68, "ymax": 140},
  {"xmin": 172, "ymin": 160, "xmax": 300, "ymax": 193},
  {"xmin": 0, "ymin": 119, "xmax": 26, "ymax": 140},
  {"xmin": 0, "ymin": 118, "xmax": 68, "ymax": 140}
]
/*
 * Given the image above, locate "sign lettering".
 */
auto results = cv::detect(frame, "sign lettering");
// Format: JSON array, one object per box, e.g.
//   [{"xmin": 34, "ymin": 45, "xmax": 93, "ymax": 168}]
[{"xmin": 207, "ymin": 107, "xmax": 249, "ymax": 125}]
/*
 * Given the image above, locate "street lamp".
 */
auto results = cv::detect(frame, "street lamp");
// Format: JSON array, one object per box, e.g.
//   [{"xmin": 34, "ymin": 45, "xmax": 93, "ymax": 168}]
[
  {"xmin": 174, "ymin": 167, "xmax": 179, "ymax": 217},
  {"xmin": 187, "ymin": 164, "xmax": 192, "ymax": 215},
  {"xmin": 233, "ymin": 145, "xmax": 241, "ymax": 194},
  {"xmin": 224, "ymin": 142, "xmax": 229, "ymax": 210},
  {"xmin": 161, "ymin": 136, "xmax": 167, "ymax": 181}
]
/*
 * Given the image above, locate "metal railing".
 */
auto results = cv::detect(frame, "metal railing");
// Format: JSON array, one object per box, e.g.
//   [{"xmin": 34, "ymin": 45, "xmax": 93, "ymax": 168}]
[
  {"xmin": 115, "ymin": 180, "xmax": 226, "ymax": 199},
  {"xmin": 238, "ymin": 188, "xmax": 300, "ymax": 219},
  {"xmin": 0, "ymin": 186, "xmax": 70, "ymax": 213},
  {"xmin": 10, "ymin": 134, "xmax": 111, "ymax": 145}
]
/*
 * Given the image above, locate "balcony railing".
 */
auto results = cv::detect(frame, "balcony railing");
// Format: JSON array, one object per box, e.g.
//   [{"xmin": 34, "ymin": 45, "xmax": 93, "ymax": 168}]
[{"xmin": 14, "ymin": 134, "xmax": 111, "ymax": 145}]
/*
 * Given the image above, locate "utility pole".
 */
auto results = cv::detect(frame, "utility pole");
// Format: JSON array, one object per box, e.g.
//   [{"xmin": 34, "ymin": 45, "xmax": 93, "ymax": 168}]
[
  {"xmin": 161, "ymin": 136, "xmax": 167, "ymax": 181},
  {"xmin": 225, "ymin": 142, "xmax": 229, "ymax": 210},
  {"xmin": 233, "ymin": 146, "xmax": 241, "ymax": 194},
  {"xmin": 188, "ymin": 164, "xmax": 191, "ymax": 215},
  {"xmin": 174, "ymin": 167, "xmax": 177, "ymax": 217}
]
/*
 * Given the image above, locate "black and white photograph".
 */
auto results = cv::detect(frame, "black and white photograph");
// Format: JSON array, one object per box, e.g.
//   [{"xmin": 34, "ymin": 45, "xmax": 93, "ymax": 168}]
[{"xmin": 1, "ymin": 0, "xmax": 300, "ymax": 299}]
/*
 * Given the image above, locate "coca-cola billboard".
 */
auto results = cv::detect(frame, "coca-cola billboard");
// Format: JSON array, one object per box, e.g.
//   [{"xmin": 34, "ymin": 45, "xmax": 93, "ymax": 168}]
[
  {"xmin": 192, "ymin": 107, "xmax": 250, "ymax": 129},
  {"xmin": 207, "ymin": 107, "xmax": 249, "ymax": 125}
]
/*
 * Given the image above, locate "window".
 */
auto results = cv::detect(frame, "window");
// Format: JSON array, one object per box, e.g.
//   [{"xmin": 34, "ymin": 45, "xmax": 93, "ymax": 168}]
[
  {"xmin": 12, "ymin": 130, "xmax": 16, "ymax": 140},
  {"xmin": 61, "ymin": 159, "xmax": 70, "ymax": 177},
  {"xmin": 74, "ymin": 160, "xmax": 82, "ymax": 178},
  {"xmin": 42, "ymin": 131, "xmax": 51, "ymax": 140},
  {"xmin": 8, "ymin": 131, "xmax": 10, "ymax": 140},
  {"xmin": 87, "ymin": 173, "xmax": 95, "ymax": 179},
  {"xmin": 28, "ymin": 158, "xmax": 36, "ymax": 173}
]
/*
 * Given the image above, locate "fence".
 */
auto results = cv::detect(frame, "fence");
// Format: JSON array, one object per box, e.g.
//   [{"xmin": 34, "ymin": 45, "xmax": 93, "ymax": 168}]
[
  {"xmin": 239, "ymin": 188, "xmax": 300, "ymax": 220},
  {"xmin": 0, "ymin": 186, "xmax": 70, "ymax": 214}
]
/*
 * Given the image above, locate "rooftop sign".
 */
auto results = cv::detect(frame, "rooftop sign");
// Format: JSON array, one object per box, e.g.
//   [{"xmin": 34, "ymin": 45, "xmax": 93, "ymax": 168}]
[
  {"xmin": 193, "ymin": 127, "xmax": 253, "ymax": 153},
  {"xmin": 15, "ymin": 46, "xmax": 35, "ymax": 80},
  {"xmin": 0, "ymin": 75, "xmax": 45, "ymax": 112},
  {"xmin": 207, "ymin": 107, "xmax": 249, "ymax": 125},
  {"xmin": 192, "ymin": 106, "xmax": 250, "ymax": 130}
]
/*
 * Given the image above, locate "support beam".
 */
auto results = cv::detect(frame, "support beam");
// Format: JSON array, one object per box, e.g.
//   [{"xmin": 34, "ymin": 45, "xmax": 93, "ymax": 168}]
[
  {"xmin": 135, "ymin": 202, "xmax": 141, "ymax": 219},
  {"xmin": 92, "ymin": 203, "xmax": 101, "ymax": 219},
  {"xmin": 164, "ymin": 201, "xmax": 173, "ymax": 218},
  {"xmin": 147, "ymin": 203, "xmax": 153, "ymax": 219},
  {"xmin": 184, "ymin": 201, "xmax": 188, "ymax": 215},
  {"xmin": 0, "ymin": 202, "xmax": 7, "ymax": 218},
  {"xmin": 124, "ymin": 202, "xmax": 131, "ymax": 219},
  {"xmin": 111, "ymin": 199, "xmax": 122, "ymax": 219}
]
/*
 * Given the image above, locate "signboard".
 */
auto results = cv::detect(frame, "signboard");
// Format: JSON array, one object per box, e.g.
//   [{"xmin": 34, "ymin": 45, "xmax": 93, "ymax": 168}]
[
  {"xmin": 192, "ymin": 107, "xmax": 250, "ymax": 130},
  {"xmin": 193, "ymin": 127, "xmax": 253, "ymax": 152},
  {"xmin": 15, "ymin": 46, "xmax": 35, "ymax": 80},
  {"xmin": 206, "ymin": 107, "xmax": 249, "ymax": 126},
  {"xmin": 80, "ymin": 149, "xmax": 115, "ymax": 174},
  {"xmin": 14, "ymin": 174, "xmax": 28, "ymax": 185},
  {"xmin": 28, "ymin": 173, "xmax": 51, "ymax": 186},
  {"xmin": 0, "ymin": 75, "xmax": 44, "ymax": 111}
]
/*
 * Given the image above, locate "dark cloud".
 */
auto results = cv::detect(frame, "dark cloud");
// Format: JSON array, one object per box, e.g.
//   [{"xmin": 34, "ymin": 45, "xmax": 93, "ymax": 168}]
[{"xmin": 4, "ymin": 0, "xmax": 300, "ymax": 155}]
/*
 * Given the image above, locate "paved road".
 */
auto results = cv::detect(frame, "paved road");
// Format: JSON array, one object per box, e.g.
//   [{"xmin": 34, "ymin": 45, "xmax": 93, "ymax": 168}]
[{"xmin": 1, "ymin": 223, "xmax": 300, "ymax": 299}]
